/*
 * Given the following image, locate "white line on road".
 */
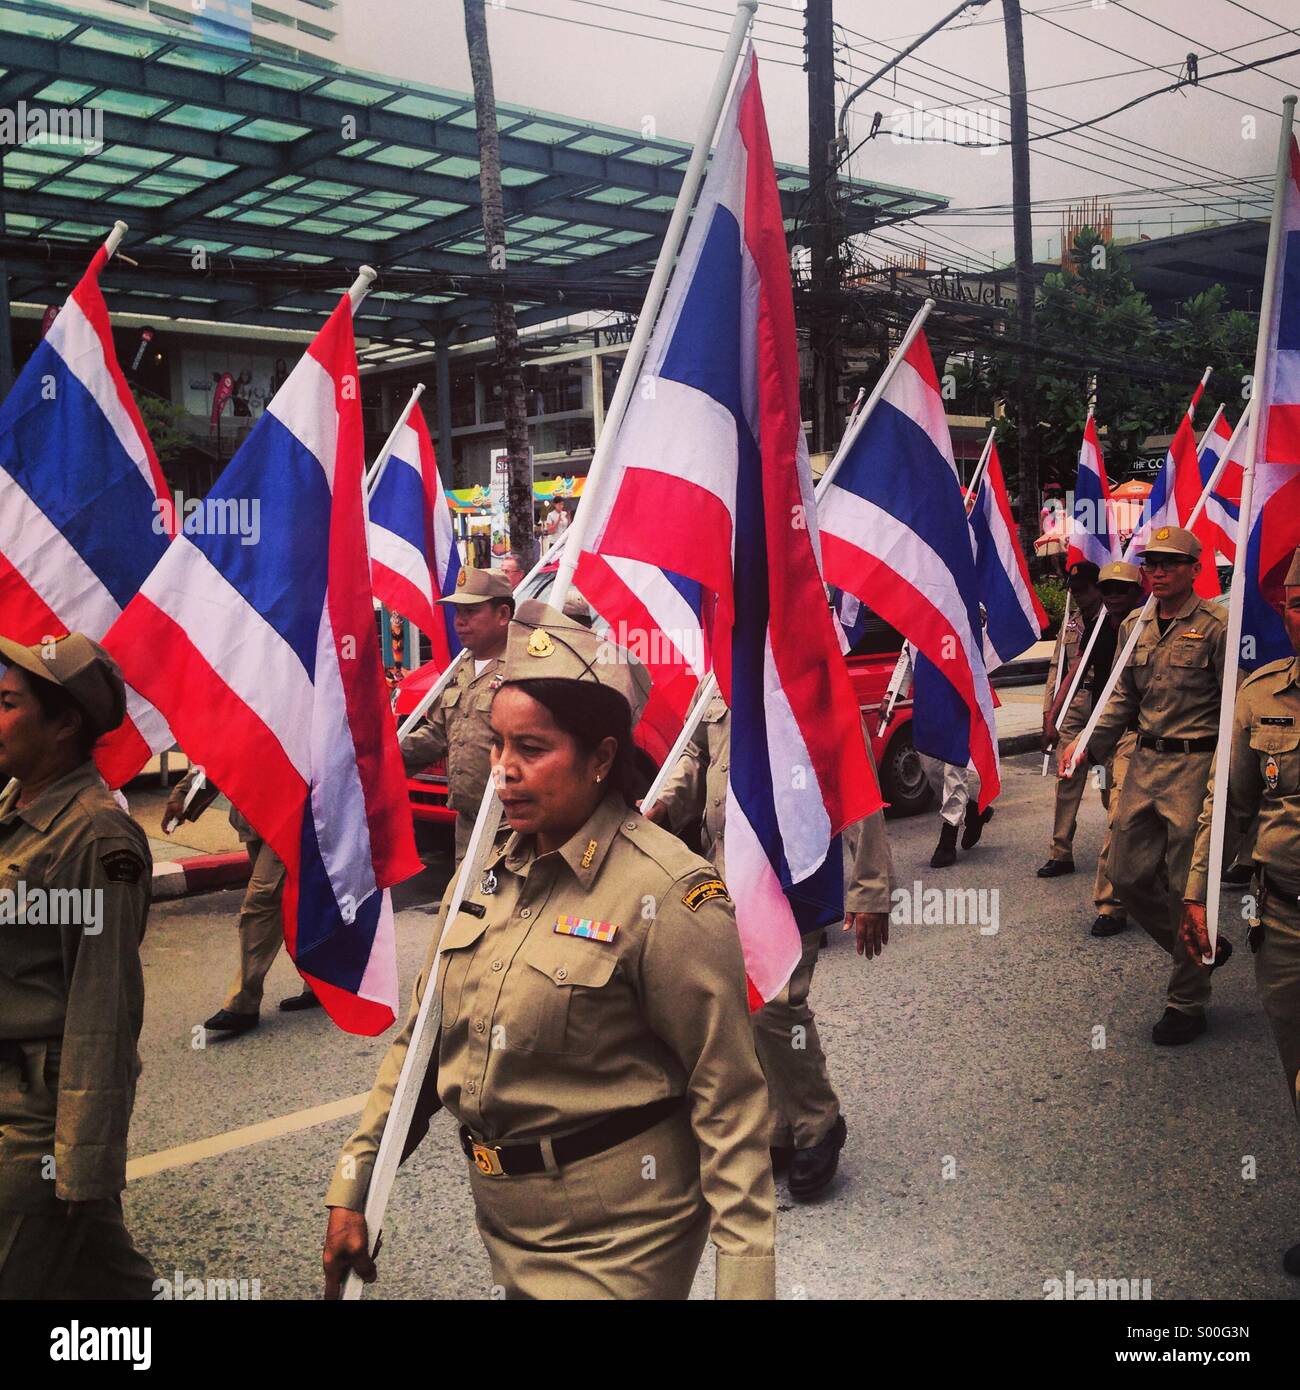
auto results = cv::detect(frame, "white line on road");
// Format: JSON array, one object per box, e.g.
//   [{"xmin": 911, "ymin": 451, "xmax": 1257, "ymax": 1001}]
[{"xmin": 126, "ymin": 1093, "xmax": 368, "ymax": 1182}]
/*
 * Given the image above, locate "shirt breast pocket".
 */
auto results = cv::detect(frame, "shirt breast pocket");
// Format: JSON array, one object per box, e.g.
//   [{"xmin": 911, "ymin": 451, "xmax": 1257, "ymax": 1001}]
[
  {"xmin": 509, "ymin": 938, "xmax": 620, "ymax": 1055},
  {"xmin": 1249, "ymin": 724, "xmax": 1300, "ymax": 796},
  {"xmin": 436, "ymin": 911, "xmax": 488, "ymax": 1030},
  {"xmin": 1170, "ymin": 641, "xmax": 1211, "ymax": 670}
]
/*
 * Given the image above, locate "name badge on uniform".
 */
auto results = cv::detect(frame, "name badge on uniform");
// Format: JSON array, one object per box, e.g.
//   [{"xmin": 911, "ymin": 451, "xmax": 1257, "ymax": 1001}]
[
  {"xmin": 1261, "ymin": 717, "xmax": 1295, "ymax": 726},
  {"xmin": 554, "ymin": 913, "xmax": 618, "ymax": 943},
  {"xmin": 1265, "ymin": 754, "xmax": 1280, "ymax": 791}
]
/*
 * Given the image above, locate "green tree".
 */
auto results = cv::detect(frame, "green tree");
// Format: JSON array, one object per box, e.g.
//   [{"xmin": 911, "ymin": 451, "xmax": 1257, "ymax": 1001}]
[{"xmin": 135, "ymin": 392, "xmax": 192, "ymax": 469}]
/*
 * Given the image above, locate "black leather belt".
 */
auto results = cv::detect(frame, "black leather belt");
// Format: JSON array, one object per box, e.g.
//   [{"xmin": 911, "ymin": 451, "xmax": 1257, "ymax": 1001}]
[
  {"xmin": 1263, "ymin": 869, "xmax": 1300, "ymax": 908},
  {"xmin": 1137, "ymin": 734, "xmax": 1216, "ymax": 754},
  {"xmin": 459, "ymin": 1095, "xmax": 682, "ymax": 1177}
]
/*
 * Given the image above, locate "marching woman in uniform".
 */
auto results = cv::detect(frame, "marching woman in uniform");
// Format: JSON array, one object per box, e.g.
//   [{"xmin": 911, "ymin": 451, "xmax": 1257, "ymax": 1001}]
[{"xmin": 323, "ymin": 601, "xmax": 776, "ymax": 1300}]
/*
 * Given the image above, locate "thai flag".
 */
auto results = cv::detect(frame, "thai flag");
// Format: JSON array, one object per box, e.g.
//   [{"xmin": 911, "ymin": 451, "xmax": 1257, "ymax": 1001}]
[
  {"xmin": 1065, "ymin": 414, "xmax": 1120, "ymax": 571},
  {"xmin": 575, "ymin": 554, "xmax": 706, "ymax": 765},
  {"xmin": 368, "ymin": 401, "xmax": 462, "ymax": 673},
  {"xmin": 574, "ymin": 47, "xmax": 878, "ymax": 1004},
  {"xmin": 969, "ymin": 440, "xmax": 1048, "ymax": 671},
  {"xmin": 1128, "ymin": 396, "xmax": 1220, "ymax": 596},
  {"xmin": 820, "ymin": 329, "xmax": 1000, "ymax": 810},
  {"xmin": 1243, "ymin": 133, "xmax": 1300, "ymax": 672},
  {"xmin": 104, "ymin": 291, "xmax": 422, "ymax": 1034},
  {"xmin": 1197, "ymin": 411, "xmax": 1242, "ymax": 563},
  {"xmin": 0, "ymin": 242, "xmax": 174, "ymax": 784}
]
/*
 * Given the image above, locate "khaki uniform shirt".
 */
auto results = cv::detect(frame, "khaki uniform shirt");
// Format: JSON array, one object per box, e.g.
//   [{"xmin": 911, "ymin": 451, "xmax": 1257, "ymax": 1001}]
[
  {"xmin": 1043, "ymin": 605, "xmax": 1096, "ymax": 717},
  {"xmin": 1187, "ymin": 656, "xmax": 1300, "ymax": 900},
  {"xmin": 0, "ymin": 763, "xmax": 151, "ymax": 1203},
  {"xmin": 327, "ymin": 794, "xmax": 776, "ymax": 1299},
  {"xmin": 656, "ymin": 696, "xmax": 894, "ymax": 913},
  {"xmin": 399, "ymin": 655, "xmax": 502, "ymax": 819},
  {"xmin": 1087, "ymin": 593, "xmax": 1229, "ymax": 764}
]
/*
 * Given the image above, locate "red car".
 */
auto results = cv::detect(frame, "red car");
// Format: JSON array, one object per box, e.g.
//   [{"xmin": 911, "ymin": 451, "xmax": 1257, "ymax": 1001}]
[{"xmin": 393, "ymin": 572, "xmax": 931, "ymax": 836}]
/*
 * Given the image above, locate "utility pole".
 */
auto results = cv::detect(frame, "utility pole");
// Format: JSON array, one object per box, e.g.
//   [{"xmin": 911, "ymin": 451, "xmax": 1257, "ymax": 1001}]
[
  {"xmin": 1002, "ymin": 0, "xmax": 1040, "ymax": 564},
  {"xmin": 462, "ymin": 0, "xmax": 536, "ymax": 568},
  {"xmin": 806, "ymin": 0, "xmax": 839, "ymax": 455}
]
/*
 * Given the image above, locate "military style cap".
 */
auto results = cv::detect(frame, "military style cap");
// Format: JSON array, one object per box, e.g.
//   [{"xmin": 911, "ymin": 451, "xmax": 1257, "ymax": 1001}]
[
  {"xmin": 0, "ymin": 632, "xmax": 127, "ymax": 736},
  {"xmin": 1142, "ymin": 524, "xmax": 1201, "ymax": 560},
  {"xmin": 1098, "ymin": 560, "xmax": 1142, "ymax": 586},
  {"xmin": 503, "ymin": 599, "xmax": 652, "ymax": 723},
  {"xmin": 1286, "ymin": 546, "xmax": 1300, "ymax": 587},
  {"xmin": 440, "ymin": 567, "xmax": 513, "ymax": 606}
]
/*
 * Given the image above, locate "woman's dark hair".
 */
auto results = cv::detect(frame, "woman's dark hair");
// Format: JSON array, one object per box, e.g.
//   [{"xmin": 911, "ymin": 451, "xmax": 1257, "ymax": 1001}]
[
  {"xmin": 19, "ymin": 669, "xmax": 97, "ymax": 760},
  {"xmin": 504, "ymin": 678, "xmax": 655, "ymax": 804}
]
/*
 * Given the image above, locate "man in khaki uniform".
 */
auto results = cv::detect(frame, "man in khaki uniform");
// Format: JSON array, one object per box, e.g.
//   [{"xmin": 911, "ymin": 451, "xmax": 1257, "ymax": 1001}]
[
  {"xmin": 0, "ymin": 634, "xmax": 156, "ymax": 1299},
  {"xmin": 1049, "ymin": 561, "xmax": 1145, "ymax": 936},
  {"xmin": 324, "ymin": 602, "xmax": 776, "ymax": 1299},
  {"xmin": 1182, "ymin": 547, "xmax": 1300, "ymax": 1275},
  {"xmin": 1039, "ymin": 560, "xmax": 1104, "ymax": 878},
  {"xmin": 1060, "ymin": 526, "xmax": 1231, "ymax": 1044},
  {"xmin": 648, "ymin": 690, "xmax": 894, "ymax": 1199},
  {"xmin": 160, "ymin": 769, "xmax": 308, "ymax": 1035},
  {"xmin": 399, "ymin": 567, "xmax": 513, "ymax": 864}
]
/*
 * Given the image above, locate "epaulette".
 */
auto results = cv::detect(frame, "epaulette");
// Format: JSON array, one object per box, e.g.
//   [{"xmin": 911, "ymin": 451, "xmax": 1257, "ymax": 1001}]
[
  {"xmin": 1242, "ymin": 657, "xmax": 1296, "ymax": 689},
  {"xmin": 617, "ymin": 813, "xmax": 713, "ymax": 883}
]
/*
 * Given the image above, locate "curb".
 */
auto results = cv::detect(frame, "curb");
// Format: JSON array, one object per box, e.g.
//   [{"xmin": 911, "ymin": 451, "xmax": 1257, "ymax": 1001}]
[
  {"xmin": 998, "ymin": 732, "xmax": 1044, "ymax": 757},
  {"xmin": 152, "ymin": 851, "xmax": 251, "ymax": 900}
]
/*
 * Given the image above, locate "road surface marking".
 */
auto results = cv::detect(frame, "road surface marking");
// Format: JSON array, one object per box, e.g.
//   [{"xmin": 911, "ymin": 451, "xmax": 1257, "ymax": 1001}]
[{"xmin": 127, "ymin": 1093, "xmax": 368, "ymax": 1182}]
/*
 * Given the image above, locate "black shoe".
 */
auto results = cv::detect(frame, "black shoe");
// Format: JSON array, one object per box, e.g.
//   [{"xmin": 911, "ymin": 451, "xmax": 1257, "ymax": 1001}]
[
  {"xmin": 788, "ymin": 1116, "xmax": 847, "ymax": 1200},
  {"xmin": 1090, "ymin": 913, "xmax": 1129, "ymax": 937},
  {"xmin": 279, "ymin": 988, "xmax": 322, "ymax": 1012},
  {"xmin": 1036, "ymin": 858, "xmax": 1075, "ymax": 878},
  {"xmin": 930, "ymin": 822, "xmax": 959, "ymax": 869},
  {"xmin": 1211, "ymin": 937, "xmax": 1234, "ymax": 971},
  {"xmin": 770, "ymin": 1144, "xmax": 795, "ymax": 1176},
  {"xmin": 1151, "ymin": 1007, "xmax": 1206, "ymax": 1046},
  {"xmin": 961, "ymin": 802, "xmax": 994, "ymax": 850},
  {"xmin": 1221, "ymin": 862, "xmax": 1253, "ymax": 886},
  {"xmin": 203, "ymin": 1008, "xmax": 259, "ymax": 1034},
  {"xmin": 1284, "ymin": 1243, "xmax": 1300, "ymax": 1277}
]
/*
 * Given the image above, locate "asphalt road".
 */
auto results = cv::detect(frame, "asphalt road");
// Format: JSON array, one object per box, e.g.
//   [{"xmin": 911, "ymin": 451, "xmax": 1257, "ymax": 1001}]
[{"xmin": 123, "ymin": 752, "xmax": 1300, "ymax": 1301}]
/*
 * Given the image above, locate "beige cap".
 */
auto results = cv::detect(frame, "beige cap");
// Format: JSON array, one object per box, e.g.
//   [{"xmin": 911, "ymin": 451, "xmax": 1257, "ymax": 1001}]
[
  {"xmin": 1142, "ymin": 525, "xmax": 1201, "ymax": 560},
  {"xmin": 1285, "ymin": 546, "xmax": 1300, "ymax": 587},
  {"xmin": 439, "ymin": 567, "xmax": 513, "ymax": 606},
  {"xmin": 502, "ymin": 599, "xmax": 652, "ymax": 724},
  {"xmin": 0, "ymin": 632, "xmax": 127, "ymax": 736},
  {"xmin": 1099, "ymin": 560, "xmax": 1142, "ymax": 586}
]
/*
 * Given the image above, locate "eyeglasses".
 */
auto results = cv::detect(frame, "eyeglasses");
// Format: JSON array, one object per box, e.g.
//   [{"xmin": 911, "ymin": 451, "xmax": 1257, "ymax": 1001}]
[{"xmin": 1140, "ymin": 556, "xmax": 1193, "ymax": 571}]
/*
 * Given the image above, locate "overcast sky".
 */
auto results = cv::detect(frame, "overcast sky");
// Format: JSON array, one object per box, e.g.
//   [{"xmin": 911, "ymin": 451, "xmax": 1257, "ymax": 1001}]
[{"xmin": 347, "ymin": 0, "xmax": 1299, "ymax": 269}]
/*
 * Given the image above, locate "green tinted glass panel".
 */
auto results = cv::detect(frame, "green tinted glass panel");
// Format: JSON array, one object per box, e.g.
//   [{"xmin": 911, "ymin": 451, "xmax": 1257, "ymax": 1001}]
[
  {"xmin": 231, "ymin": 209, "xmax": 287, "ymax": 226},
  {"xmin": 138, "ymin": 173, "xmax": 201, "ymax": 194},
  {"xmin": 375, "ymin": 213, "xmax": 425, "ymax": 231},
  {"xmin": 386, "ymin": 94, "xmax": 464, "ymax": 120},
  {"xmin": 407, "ymin": 199, "xmax": 469, "ymax": 217},
  {"xmin": 159, "ymin": 105, "xmax": 243, "ymax": 132},
  {"xmin": 263, "ymin": 195, "xmax": 323, "ymax": 215},
  {"xmin": 583, "ymin": 186, "xmax": 642, "ymax": 205},
  {"xmin": 106, "ymin": 190, "xmax": 172, "ymax": 207},
  {"xmin": 2, "ymin": 10, "xmax": 76, "ymax": 38},
  {"xmin": 316, "ymin": 79, "xmax": 390, "ymax": 105},
  {"xmin": 35, "ymin": 81, "xmax": 96, "ymax": 104},
  {"xmin": 566, "ymin": 134, "xmax": 634, "ymax": 156},
  {"xmin": 296, "ymin": 179, "xmax": 364, "ymax": 198},
  {"xmin": 368, "ymin": 145, "xmax": 434, "ymax": 169},
  {"xmin": 235, "ymin": 118, "xmax": 313, "ymax": 142},
  {"xmin": 228, "ymin": 245, "xmax": 280, "ymax": 258},
  {"xmin": 500, "ymin": 168, "xmax": 546, "ymax": 187},
  {"xmin": 5, "ymin": 151, "xmax": 69, "ymax": 174},
  {"xmin": 511, "ymin": 216, "xmax": 565, "ymax": 233},
  {"xmin": 95, "ymin": 145, "xmax": 170, "ymax": 168},
  {"xmin": 241, "ymin": 63, "xmax": 319, "ymax": 91},
  {"xmin": 169, "ymin": 156, "xmax": 239, "ymax": 179},
  {"xmin": 354, "ymin": 191, "xmax": 415, "ymax": 210},
  {"xmin": 155, "ymin": 46, "xmax": 246, "ymax": 75},
  {"xmin": 94, "ymin": 90, "xmax": 169, "ymax": 118},
  {"xmin": 70, "ymin": 26, "xmax": 161, "ymax": 58}
]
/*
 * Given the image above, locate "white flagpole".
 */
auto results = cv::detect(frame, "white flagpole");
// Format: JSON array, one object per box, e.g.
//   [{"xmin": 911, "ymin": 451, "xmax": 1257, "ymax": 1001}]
[
  {"xmin": 1200, "ymin": 95, "xmax": 1297, "ymax": 962},
  {"xmin": 963, "ymin": 426, "xmax": 997, "ymax": 507},
  {"xmin": 364, "ymin": 383, "xmax": 425, "ymax": 501},
  {"xmin": 551, "ymin": 0, "xmax": 760, "ymax": 605},
  {"xmin": 342, "ymin": 7, "xmax": 758, "ymax": 1298},
  {"xmin": 1042, "ymin": 591, "xmax": 1073, "ymax": 775},
  {"xmin": 347, "ymin": 265, "xmax": 377, "ymax": 310},
  {"xmin": 1061, "ymin": 399, "xmax": 1255, "ymax": 778},
  {"xmin": 104, "ymin": 220, "xmax": 129, "ymax": 260}
]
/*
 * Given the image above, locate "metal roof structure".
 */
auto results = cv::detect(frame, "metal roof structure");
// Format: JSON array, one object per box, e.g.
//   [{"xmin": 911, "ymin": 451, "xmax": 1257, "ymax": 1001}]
[{"xmin": 0, "ymin": 0, "xmax": 948, "ymax": 356}]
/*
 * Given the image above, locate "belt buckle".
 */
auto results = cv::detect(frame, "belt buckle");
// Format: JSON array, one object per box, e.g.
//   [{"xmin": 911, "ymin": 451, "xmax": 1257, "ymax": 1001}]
[{"xmin": 470, "ymin": 1142, "xmax": 505, "ymax": 1176}]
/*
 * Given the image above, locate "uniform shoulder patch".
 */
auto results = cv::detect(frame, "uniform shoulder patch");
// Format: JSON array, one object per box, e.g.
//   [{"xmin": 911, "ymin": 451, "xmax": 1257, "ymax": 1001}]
[
  {"xmin": 100, "ymin": 848, "xmax": 145, "ymax": 884},
  {"xmin": 682, "ymin": 877, "xmax": 730, "ymax": 912}
]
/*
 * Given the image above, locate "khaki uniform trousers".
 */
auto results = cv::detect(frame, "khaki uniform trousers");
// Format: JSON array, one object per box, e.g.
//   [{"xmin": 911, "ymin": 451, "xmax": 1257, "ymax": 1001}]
[
  {"xmin": 752, "ymin": 932, "xmax": 839, "ymax": 1149},
  {"xmin": 1092, "ymin": 729, "xmax": 1135, "ymax": 918},
  {"xmin": 918, "ymin": 755, "xmax": 973, "ymax": 828},
  {"xmin": 223, "ymin": 838, "xmax": 288, "ymax": 1014},
  {"xmin": 0, "ymin": 1041, "xmax": 155, "ymax": 1300},
  {"xmin": 1049, "ymin": 698, "xmax": 1092, "ymax": 863},
  {"xmin": 1254, "ymin": 888, "xmax": 1300, "ymax": 1119},
  {"xmin": 466, "ymin": 1108, "xmax": 709, "ymax": 1299},
  {"xmin": 1107, "ymin": 748, "xmax": 1214, "ymax": 1014}
]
